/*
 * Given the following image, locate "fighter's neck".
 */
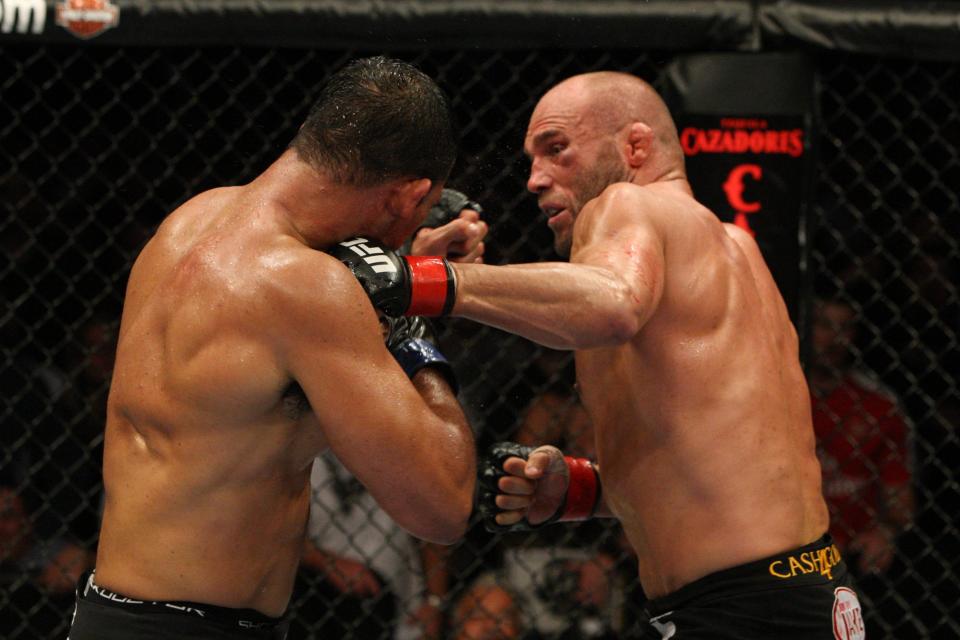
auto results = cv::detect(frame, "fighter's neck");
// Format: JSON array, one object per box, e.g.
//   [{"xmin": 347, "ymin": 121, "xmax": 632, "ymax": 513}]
[
  {"xmin": 248, "ymin": 150, "xmax": 389, "ymax": 249},
  {"xmin": 631, "ymin": 164, "xmax": 693, "ymax": 196}
]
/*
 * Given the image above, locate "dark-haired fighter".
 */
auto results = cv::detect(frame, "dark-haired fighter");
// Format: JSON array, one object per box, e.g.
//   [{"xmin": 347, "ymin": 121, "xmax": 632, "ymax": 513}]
[
  {"xmin": 337, "ymin": 72, "xmax": 863, "ymax": 639},
  {"xmin": 68, "ymin": 57, "xmax": 476, "ymax": 640}
]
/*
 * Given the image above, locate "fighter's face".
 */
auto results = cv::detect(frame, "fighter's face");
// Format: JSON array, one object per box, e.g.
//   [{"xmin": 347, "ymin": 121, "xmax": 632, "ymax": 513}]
[
  {"xmin": 381, "ymin": 182, "xmax": 444, "ymax": 250},
  {"xmin": 524, "ymin": 101, "xmax": 628, "ymax": 257}
]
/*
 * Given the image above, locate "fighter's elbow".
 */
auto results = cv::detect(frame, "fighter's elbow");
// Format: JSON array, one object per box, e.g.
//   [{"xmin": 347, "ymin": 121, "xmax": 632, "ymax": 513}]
[
  {"xmin": 560, "ymin": 309, "xmax": 637, "ymax": 350},
  {"xmin": 605, "ymin": 303, "xmax": 643, "ymax": 344},
  {"xmin": 430, "ymin": 510, "xmax": 471, "ymax": 545},
  {"xmin": 420, "ymin": 490, "xmax": 473, "ymax": 545},
  {"xmin": 580, "ymin": 289, "xmax": 643, "ymax": 347}
]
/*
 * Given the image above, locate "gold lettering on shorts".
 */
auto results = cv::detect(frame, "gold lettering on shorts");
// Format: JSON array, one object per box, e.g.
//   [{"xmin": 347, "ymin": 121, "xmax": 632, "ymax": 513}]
[{"xmin": 768, "ymin": 544, "xmax": 841, "ymax": 579}]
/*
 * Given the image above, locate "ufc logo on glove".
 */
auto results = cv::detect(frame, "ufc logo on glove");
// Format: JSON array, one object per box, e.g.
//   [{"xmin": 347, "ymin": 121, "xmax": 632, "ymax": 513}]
[
  {"xmin": 337, "ymin": 238, "xmax": 399, "ymax": 274},
  {"xmin": 330, "ymin": 236, "xmax": 456, "ymax": 317}
]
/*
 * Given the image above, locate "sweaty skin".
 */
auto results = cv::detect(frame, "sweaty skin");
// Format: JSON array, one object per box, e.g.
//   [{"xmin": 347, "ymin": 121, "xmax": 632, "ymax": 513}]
[
  {"xmin": 94, "ymin": 150, "xmax": 475, "ymax": 616},
  {"xmin": 452, "ymin": 73, "xmax": 828, "ymax": 598}
]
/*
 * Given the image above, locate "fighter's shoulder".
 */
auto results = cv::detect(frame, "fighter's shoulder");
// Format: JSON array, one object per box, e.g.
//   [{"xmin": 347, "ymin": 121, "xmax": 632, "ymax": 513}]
[
  {"xmin": 586, "ymin": 182, "xmax": 685, "ymax": 225},
  {"xmin": 254, "ymin": 239, "xmax": 367, "ymax": 313},
  {"xmin": 721, "ymin": 221, "xmax": 763, "ymax": 260},
  {"xmin": 590, "ymin": 182, "xmax": 648, "ymax": 211},
  {"xmin": 575, "ymin": 183, "xmax": 641, "ymax": 231},
  {"xmin": 722, "ymin": 220, "xmax": 754, "ymax": 242},
  {"xmin": 157, "ymin": 186, "xmax": 239, "ymax": 233}
]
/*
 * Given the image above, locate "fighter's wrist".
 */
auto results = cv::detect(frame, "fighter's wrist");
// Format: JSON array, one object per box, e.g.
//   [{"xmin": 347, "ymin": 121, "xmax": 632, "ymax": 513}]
[
  {"xmin": 391, "ymin": 337, "xmax": 458, "ymax": 393},
  {"xmin": 403, "ymin": 255, "xmax": 456, "ymax": 316},
  {"xmin": 555, "ymin": 456, "xmax": 601, "ymax": 522}
]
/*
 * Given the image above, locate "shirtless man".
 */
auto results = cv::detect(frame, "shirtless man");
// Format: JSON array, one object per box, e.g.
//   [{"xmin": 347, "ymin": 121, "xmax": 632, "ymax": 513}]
[
  {"xmin": 67, "ymin": 57, "xmax": 477, "ymax": 640},
  {"xmin": 338, "ymin": 72, "xmax": 864, "ymax": 638}
]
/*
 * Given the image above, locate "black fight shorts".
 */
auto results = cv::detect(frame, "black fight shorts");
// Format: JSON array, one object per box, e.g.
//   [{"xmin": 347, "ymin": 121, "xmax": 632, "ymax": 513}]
[
  {"xmin": 68, "ymin": 572, "xmax": 290, "ymax": 640},
  {"xmin": 635, "ymin": 535, "xmax": 865, "ymax": 640}
]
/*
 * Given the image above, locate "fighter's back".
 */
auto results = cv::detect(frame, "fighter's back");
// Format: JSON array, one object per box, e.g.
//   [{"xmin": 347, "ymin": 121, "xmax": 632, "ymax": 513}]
[
  {"xmin": 573, "ymin": 182, "xmax": 828, "ymax": 597},
  {"xmin": 95, "ymin": 187, "xmax": 326, "ymax": 615}
]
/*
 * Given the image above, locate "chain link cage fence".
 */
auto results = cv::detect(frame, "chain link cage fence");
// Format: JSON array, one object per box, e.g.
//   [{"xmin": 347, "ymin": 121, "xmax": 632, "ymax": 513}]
[{"xmin": 1, "ymin": 7, "xmax": 958, "ymax": 640}]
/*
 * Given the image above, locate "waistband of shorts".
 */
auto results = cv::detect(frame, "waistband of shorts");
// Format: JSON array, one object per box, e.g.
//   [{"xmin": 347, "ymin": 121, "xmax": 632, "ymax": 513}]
[
  {"xmin": 646, "ymin": 534, "xmax": 845, "ymax": 616},
  {"xmin": 79, "ymin": 571, "xmax": 287, "ymax": 630}
]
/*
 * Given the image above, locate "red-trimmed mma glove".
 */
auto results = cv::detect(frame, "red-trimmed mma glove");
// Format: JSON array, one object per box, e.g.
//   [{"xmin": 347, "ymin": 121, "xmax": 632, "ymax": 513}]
[
  {"xmin": 478, "ymin": 441, "xmax": 601, "ymax": 533},
  {"xmin": 384, "ymin": 315, "xmax": 457, "ymax": 393},
  {"xmin": 404, "ymin": 188, "xmax": 485, "ymax": 258},
  {"xmin": 329, "ymin": 237, "xmax": 454, "ymax": 317},
  {"xmin": 417, "ymin": 188, "xmax": 483, "ymax": 236}
]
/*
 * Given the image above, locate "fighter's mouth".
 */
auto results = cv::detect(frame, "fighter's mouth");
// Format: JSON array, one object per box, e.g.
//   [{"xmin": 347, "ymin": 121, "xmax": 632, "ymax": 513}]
[{"xmin": 541, "ymin": 205, "xmax": 567, "ymax": 219}]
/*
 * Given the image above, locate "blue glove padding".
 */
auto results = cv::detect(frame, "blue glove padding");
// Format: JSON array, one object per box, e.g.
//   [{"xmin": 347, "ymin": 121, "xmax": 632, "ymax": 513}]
[{"xmin": 385, "ymin": 316, "xmax": 458, "ymax": 393}]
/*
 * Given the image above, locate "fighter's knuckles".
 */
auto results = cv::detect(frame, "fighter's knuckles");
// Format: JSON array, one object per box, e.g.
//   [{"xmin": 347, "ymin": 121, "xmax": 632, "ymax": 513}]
[
  {"xmin": 457, "ymin": 209, "xmax": 481, "ymax": 223},
  {"xmin": 502, "ymin": 456, "xmax": 529, "ymax": 476},
  {"xmin": 498, "ymin": 475, "xmax": 534, "ymax": 495},
  {"xmin": 471, "ymin": 220, "xmax": 489, "ymax": 240},
  {"xmin": 533, "ymin": 446, "xmax": 566, "ymax": 472},
  {"xmin": 437, "ymin": 218, "xmax": 473, "ymax": 239},
  {"xmin": 532, "ymin": 444, "xmax": 563, "ymax": 459},
  {"xmin": 495, "ymin": 511, "xmax": 524, "ymax": 526},
  {"xmin": 495, "ymin": 494, "xmax": 531, "ymax": 510}
]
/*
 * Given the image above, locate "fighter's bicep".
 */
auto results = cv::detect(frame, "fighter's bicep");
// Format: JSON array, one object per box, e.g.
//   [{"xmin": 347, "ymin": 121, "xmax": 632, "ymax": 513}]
[{"xmin": 577, "ymin": 215, "xmax": 666, "ymax": 327}]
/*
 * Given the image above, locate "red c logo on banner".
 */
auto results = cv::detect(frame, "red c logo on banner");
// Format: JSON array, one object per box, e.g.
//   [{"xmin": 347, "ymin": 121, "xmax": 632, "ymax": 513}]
[
  {"xmin": 723, "ymin": 163, "xmax": 762, "ymax": 212},
  {"xmin": 723, "ymin": 163, "xmax": 762, "ymax": 236}
]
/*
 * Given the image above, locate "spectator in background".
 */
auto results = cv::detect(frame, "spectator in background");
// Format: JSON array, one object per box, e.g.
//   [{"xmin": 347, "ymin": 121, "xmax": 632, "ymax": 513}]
[
  {"xmin": 809, "ymin": 295, "xmax": 915, "ymax": 574},
  {"xmin": 1, "ymin": 340, "xmax": 99, "ymax": 556},
  {"xmin": 296, "ymin": 451, "xmax": 449, "ymax": 640},
  {"xmin": 0, "ymin": 481, "xmax": 92, "ymax": 640},
  {"xmin": 59, "ymin": 313, "xmax": 119, "ymax": 545},
  {"xmin": 73, "ymin": 315, "xmax": 120, "ymax": 426},
  {"xmin": 450, "ymin": 573, "xmax": 522, "ymax": 640},
  {"xmin": 451, "ymin": 351, "xmax": 631, "ymax": 640}
]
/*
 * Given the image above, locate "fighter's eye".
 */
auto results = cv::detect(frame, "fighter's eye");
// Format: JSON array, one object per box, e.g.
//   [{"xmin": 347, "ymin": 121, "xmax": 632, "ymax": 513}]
[{"xmin": 549, "ymin": 143, "xmax": 565, "ymax": 155}]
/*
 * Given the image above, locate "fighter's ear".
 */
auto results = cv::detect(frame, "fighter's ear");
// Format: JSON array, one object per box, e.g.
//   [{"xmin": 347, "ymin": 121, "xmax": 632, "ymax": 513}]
[
  {"xmin": 625, "ymin": 122, "xmax": 653, "ymax": 168},
  {"xmin": 387, "ymin": 178, "xmax": 433, "ymax": 219}
]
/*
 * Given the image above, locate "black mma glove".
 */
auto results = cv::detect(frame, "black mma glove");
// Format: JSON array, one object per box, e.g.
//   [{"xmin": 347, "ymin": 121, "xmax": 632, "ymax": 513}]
[
  {"xmin": 384, "ymin": 315, "xmax": 458, "ymax": 393},
  {"xmin": 478, "ymin": 441, "xmax": 601, "ymax": 533},
  {"xmin": 421, "ymin": 188, "xmax": 484, "ymax": 232},
  {"xmin": 329, "ymin": 237, "xmax": 455, "ymax": 317},
  {"xmin": 402, "ymin": 188, "xmax": 485, "ymax": 257}
]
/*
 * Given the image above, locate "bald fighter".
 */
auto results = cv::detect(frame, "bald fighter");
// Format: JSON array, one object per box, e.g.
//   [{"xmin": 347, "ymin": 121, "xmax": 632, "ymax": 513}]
[
  {"xmin": 338, "ymin": 72, "xmax": 864, "ymax": 639},
  {"xmin": 67, "ymin": 57, "xmax": 477, "ymax": 640}
]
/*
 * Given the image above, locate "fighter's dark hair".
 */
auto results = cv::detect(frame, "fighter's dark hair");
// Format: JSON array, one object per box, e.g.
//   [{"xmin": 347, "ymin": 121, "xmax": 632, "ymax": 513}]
[{"xmin": 290, "ymin": 56, "xmax": 457, "ymax": 187}]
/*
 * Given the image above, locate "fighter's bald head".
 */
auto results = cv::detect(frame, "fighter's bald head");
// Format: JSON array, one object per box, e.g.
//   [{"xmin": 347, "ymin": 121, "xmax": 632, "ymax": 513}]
[{"xmin": 535, "ymin": 71, "xmax": 684, "ymax": 174}]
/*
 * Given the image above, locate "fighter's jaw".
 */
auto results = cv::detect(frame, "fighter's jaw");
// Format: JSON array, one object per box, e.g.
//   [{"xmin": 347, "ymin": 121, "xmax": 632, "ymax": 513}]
[
  {"xmin": 539, "ymin": 196, "xmax": 575, "ymax": 256},
  {"xmin": 545, "ymin": 208, "xmax": 572, "ymax": 229},
  {"xmin": 548, "ymin": 215, "xmax": 574, "ymax": 257}
]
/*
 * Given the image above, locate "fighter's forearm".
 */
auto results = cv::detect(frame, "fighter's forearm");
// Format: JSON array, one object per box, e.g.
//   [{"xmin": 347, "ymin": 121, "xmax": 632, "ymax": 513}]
[
  {"xmin": 410, "ymin": 368, "xmax": 477, "ymax": 536},
  {"xmin": 451, "ymin": 262, "xmax": 641, "ymax": 350},
  {"xmin": 411, "ymin": 368, "xmax": 468, "ymax": 429}
]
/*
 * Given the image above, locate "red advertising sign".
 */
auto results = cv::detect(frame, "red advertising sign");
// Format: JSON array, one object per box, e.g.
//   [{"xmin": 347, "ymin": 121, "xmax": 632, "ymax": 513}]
[{"xmin": 679, "ymin": 114, "xmax": 808, "ymax": 320}]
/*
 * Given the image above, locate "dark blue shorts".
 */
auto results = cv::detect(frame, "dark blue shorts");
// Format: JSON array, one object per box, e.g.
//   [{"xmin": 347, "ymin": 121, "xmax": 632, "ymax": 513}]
[
  {"xmin": 635, "ymin": 535, "xmax": 865, "ymax": 639},
  {"xmin": 68, "ymin": 572, "xmax": 290, "ymax": 640}
]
